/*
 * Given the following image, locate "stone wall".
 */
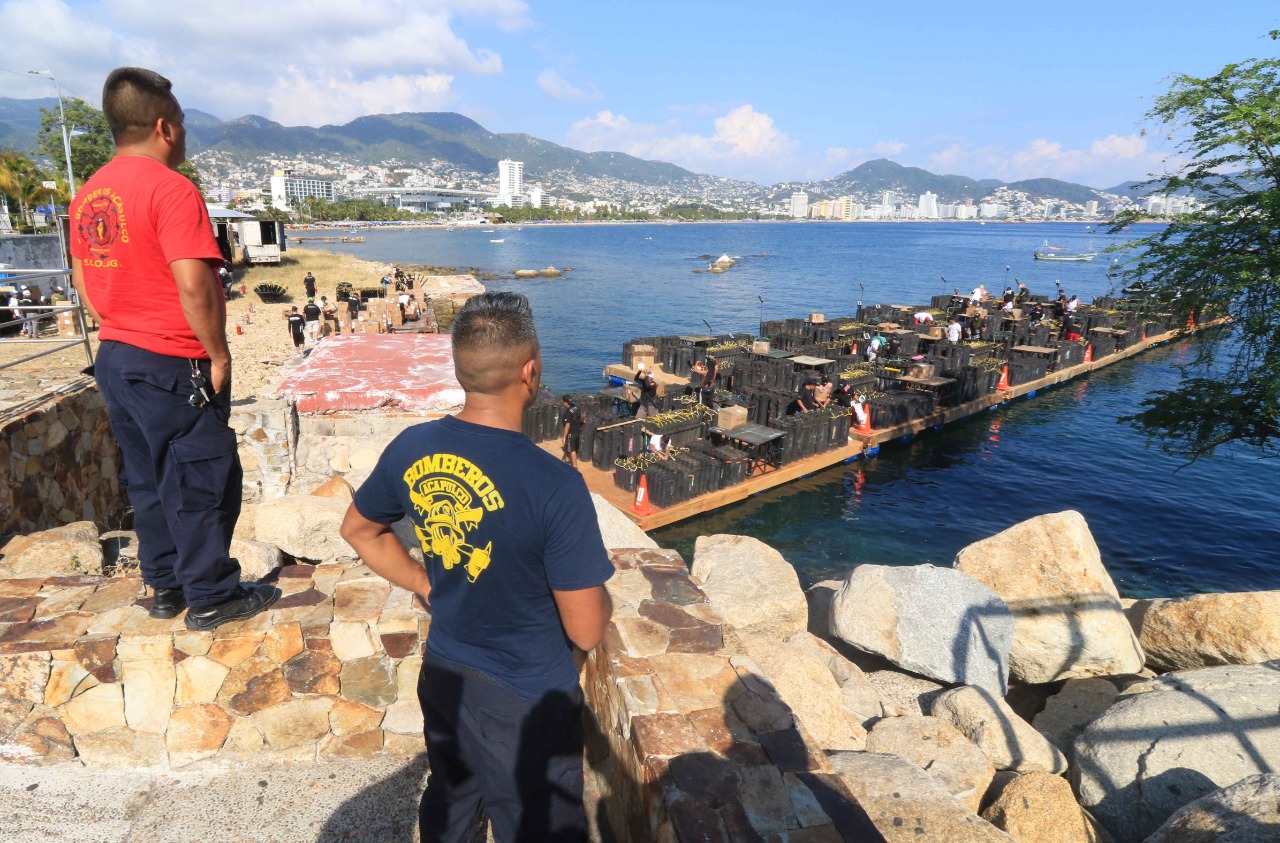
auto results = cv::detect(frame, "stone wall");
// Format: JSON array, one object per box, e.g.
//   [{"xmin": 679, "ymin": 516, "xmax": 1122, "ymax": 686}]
[
  {"xmin": 0, "ymin": 233, "xmax": 65, "ymax": 270},
  {"xmin": 0, "ymin": 561, "xmax": 430, "ymax": 767},
  {"xmin": 231, "ymin": 402, "xmax": 438, "ymax": 500},
  {"xmin": 0, "ymin": 381, "xmax": 123, "ymax": 540},
  {"xmin": 585, "ymin": 548, "xmax": 877, "ymax": 840}
]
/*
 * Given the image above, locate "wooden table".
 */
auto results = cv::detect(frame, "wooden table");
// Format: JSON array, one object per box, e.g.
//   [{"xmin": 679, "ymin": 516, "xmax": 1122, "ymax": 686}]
[{"xmin": 709, "ymin": 423, "xmax": 786, "ymax": 474}]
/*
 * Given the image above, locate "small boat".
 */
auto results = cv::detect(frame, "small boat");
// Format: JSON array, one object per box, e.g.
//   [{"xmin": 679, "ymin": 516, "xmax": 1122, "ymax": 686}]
[
  {"xmin": 482, "ymin": 229, "xmax": 495, "ymax": 233},
  {"xmin": 490, "ymin": 238, "xmax": 505, "ymax": 243},
  {"xmin": 1034, "ymin": 240, "xmax": 1096, "ymax": 262}
]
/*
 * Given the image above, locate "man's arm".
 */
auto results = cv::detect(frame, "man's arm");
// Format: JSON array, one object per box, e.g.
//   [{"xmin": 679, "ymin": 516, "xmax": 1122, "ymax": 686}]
[
  {"xmin": 552, "ymin": 585, "xmax": 612, "ymax": 652},
  {"xmin": 69, "ymin": 263, "xmax": 103, "ymax": 324},
  {"xmin": 173, "ymin": 258, "xmax": 232, "ymax": 393},
  {"xmin": 340, "ymin": 503, "xmax": 432, "ymax": 606}
]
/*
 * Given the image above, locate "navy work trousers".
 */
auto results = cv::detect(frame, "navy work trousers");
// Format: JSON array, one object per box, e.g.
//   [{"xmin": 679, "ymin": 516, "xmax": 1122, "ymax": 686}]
[
  {"xmin": 95, "ymin": 340, "xmax": 242, "ymax": 608},
  {"xmin": 418, "ymin": 650, "xmax": 587, "ymax": 843}
]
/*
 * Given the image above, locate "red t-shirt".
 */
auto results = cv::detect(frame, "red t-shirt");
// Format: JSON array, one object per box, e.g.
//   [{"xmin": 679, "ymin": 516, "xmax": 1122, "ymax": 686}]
[{"xmin": 70, "ymin": 155, "xmax": 223, "ymax": 358}]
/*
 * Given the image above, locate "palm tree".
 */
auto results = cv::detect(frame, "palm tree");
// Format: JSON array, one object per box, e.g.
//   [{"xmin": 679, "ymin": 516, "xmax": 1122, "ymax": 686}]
[{"xmin": 0, "ymin": 150, "xmax": 59, "ymax": 229}]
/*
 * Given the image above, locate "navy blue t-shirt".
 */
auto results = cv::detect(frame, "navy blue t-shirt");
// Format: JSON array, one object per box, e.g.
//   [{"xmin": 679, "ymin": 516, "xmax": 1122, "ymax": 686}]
[{"xmin": 353, "ymin": 415, "xmax": 614, "ymax": 698}]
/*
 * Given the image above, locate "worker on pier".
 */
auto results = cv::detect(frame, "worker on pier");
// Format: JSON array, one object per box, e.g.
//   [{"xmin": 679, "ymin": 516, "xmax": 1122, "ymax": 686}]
[
  {"xmin": 946, "ymin": 316, "xmax": 963, "ymax": 344},
  {"xmin": 1016, "ymin": 282, "xmax": 1031, "ymax": 304}
]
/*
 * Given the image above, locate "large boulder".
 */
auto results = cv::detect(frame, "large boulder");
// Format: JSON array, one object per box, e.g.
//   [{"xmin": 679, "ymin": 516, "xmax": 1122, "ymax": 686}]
[
  {"xmin": 252, "ymin": 496, "xmax": 356, "ymax": 564},
  {"xmin": 738, "ymin": 633, "xmax": 866, "ymax": 751},
  {"xmin": 1073, "ymin": 661, "xmax": 1280, "ymax": 842},
  {"xmin": 828, "ymin": 751, "xmax": 1015, "ymax": 841},
  {"xmin": 829, "ymin": 564, "xmax": 1014, "ymax": 695},
  {"xmin": 690, "ymin": 535, "xmax": 807, "ymax": 639},
  {"xmin": 1145, "ymin": 773, "xmax": 1280, "ymax": 843},
  {"xmin": 1032, "ymin": 677, "xmax": 1120, "ymax": 753},
  {"xmin": 0, "ymin": 521, "xmax": 103, "ymax": 577},
  {"xmin": 980, "ymin": 772, "xmax": 1110, "ymax": 843},
  {"xmin": 1126, "ymin": 591, "xmax": 1280, "ymax": 671},
  {"xmin": 863, "ymin": 668, "xmax": 949, "ymax": 718},
  {"xmin": 866, "ymin": 715, "xmax": 995, "ymax": 812},
  {"xmin": 953, "ymin": 510, "xmax": 1144, "ymax": 684},
  {"xmin": 931, "ymin": 686, "xmax": 1068, "ymax": 774},
  {"xmin": 590, "ymin": 493, "xmax": 658, "ymax": 551}
]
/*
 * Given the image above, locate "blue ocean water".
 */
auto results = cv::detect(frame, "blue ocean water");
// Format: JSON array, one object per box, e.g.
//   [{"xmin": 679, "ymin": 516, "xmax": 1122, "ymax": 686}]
[{"xmin": 305, "ymin": 221, "xmax": 1280, "ymax": 597}]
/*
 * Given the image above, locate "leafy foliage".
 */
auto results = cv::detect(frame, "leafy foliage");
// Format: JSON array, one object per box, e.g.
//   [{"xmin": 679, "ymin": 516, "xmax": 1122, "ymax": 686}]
[
  {"xmin": 0, "ymin": 148, "xmax": 61, "ymax": 229},
  {"xmin": 1109, "ymin": 36, "xmax": 1280, "ymax": 461},
  {"xmin": 37, "ymin": 98, "xmax": 113, "ymax": 186}
]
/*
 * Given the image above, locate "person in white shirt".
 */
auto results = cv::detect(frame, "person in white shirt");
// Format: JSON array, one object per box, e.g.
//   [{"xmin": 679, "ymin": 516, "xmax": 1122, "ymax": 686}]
[
  {"xmin": 647, "ymin": 431, "xmax": 670, "ymax": 459},
  {"xmin": 914, "ymin": 311, "xmax": 933, "ymax": 325},
  {"xmin": 970, "ymin": 284, "xmax": 986, "ymax": 305},
  {"xmin": 1067, "ymin": 295, "xmax": 1079, "ymax": 313},
  {"xmin": 946, "ymin": 317, "xmax": 963, "ymax": 343}
]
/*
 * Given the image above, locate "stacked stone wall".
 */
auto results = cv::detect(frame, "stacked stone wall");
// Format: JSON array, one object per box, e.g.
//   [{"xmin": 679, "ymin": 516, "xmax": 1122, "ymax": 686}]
[
  {"xmin": 586, "ymin": 548, "xmax": 876, "ymax": 840},
  {"xmin": 0, "ymin": 381, "xmax": 123, "ymax": 540},
  {"xmin": 0, "ymin": 562, "xmax": 430, "ymax": 767}
]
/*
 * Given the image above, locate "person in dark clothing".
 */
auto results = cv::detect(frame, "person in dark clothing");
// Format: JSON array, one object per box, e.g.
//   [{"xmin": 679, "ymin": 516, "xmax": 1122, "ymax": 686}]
[
  {"xmin": 341, "ymin": 292, "xmax": 612, "ymax": 843},
  {"xmin": 833, "ymin": 381, "xmax": 853, "ymax": 408},
  {"xmin": 561, "ymin": 395, "xmax": 584, "ymax": 467},
  {"xmin": 285, "ymin": 306, "xmax": 306, "ymax": 350},
  {"xmin": 636, "ymin": 372, "xmax": 659, "ymax": 419},
  {"xmin": 303, "ymin": 297, "xmax": 322, "ymax": 344},
  {"xmin": 699, "ymin": 355, "xmax": 719, "ymax": 406},
  {"xmin": 303, "ymin": 271, "xmax": 316, "ymax": 298},
  {"xmin": 1016, "ymin": 282, "xmax": 1031, "ymax": 304}
]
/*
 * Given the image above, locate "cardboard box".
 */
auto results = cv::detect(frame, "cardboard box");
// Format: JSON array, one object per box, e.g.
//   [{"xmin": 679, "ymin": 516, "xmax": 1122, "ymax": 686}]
[
  {"xmin": 751, "ymin": 339, "xmax": 771, "ymax": 354},
  {"xmin": 909, "ymin": 363, "xmax": 936, "ymax": 379},
  {"xmin": 625, "ymin": 344, "xmax": 656, "ymax": 368},
  {"xmin": 928, "ymin": 326, "xmax": 944, "ymax": 339},
  {"xmin": 809, "ymin": 313, "xmax": 825, "ymax": 324},
  {"xmin": 717, "ymin": 405, "xmax": 748, "ymax": 430}
]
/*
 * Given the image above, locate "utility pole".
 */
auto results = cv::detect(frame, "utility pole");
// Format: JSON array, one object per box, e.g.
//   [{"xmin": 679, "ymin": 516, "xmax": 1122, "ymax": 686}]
[{"xmin": 28, "ymin": 69, "xmax": 76, "ymax": 195}]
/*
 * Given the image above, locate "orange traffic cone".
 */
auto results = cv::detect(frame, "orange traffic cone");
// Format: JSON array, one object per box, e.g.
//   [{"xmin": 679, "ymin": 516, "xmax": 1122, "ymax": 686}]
[
  {"xmin": 996, "ymin": 365, "xmax": 1010, "ymax": 391},
  {"xmin": 1084, "ymin": 344, "xmax": 1094, "ymax": 363},
  {"xmin": 1142, "ymin": 330, "xmax": 1147, "ymax": 341},
  {"xmin": 1187, "ymin": 310, "xmax": 1196, "ymax": 328},
  {"xmin": 631, "ymin": 473, "xmax": 652, "ymax": 516}
]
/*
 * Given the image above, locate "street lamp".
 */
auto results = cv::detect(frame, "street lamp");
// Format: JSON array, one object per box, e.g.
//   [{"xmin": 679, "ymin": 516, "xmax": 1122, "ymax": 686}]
[{"xmin": 28, "ymin": 69, "xmax": 76, "ymax": 196}]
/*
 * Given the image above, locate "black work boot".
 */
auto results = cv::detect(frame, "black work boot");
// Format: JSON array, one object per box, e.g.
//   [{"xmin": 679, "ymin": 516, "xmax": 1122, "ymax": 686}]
[
  {"xmin": 184, "ymin": 583, "xmax": 282, "ymax": 631},
  {"xmin": 149, "ymin": 587, "xmax": 187, "ymax": 619}
]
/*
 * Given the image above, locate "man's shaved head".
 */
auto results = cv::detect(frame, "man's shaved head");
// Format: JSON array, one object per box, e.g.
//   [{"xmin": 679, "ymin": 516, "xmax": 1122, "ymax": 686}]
[
  {"xmin": 102, "ymin": 67, "xmax": 179, "ymax": 146},
  {"xmin": 451, "ymin": 292, "xmax": 539, "ymax": 395}
]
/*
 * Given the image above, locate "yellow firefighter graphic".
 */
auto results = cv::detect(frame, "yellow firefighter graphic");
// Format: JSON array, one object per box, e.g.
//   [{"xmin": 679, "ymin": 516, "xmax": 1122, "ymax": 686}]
[{"xmin": 408, "ymin": 475, "xmax": 493, "ymax": 582}]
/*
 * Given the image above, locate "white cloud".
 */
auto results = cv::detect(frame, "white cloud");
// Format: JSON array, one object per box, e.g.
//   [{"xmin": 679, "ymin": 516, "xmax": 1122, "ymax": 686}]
[
  {"xmin": 0, "ymin": 0, "xmax": 526, "ymax": 124},
  {"xmin": 566, "ymin": 104, "xmax": 797, "ymax": 181},
  {"xmin": 537, "ymin": 70, "xmax": 595, "ymax": 103},
  {"xmin": 924, "ymin": 133, "xmax": 1173, "ymax": 187}
]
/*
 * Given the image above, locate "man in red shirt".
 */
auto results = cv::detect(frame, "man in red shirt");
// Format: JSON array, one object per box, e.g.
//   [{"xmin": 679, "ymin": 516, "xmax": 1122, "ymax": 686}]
[{"xmin": 70, "ymin": 67, "xmax": 278, "ymax": 630}]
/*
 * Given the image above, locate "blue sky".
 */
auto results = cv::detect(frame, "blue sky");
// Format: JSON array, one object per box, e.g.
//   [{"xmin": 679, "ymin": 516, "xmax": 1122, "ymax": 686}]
[{"xmin": 2, "ymin": 1, "xmax": 1277, "ymax": 187}]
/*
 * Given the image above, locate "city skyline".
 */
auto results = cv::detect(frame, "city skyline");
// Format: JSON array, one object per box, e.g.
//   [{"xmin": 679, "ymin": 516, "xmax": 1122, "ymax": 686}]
[{"xmin": 1, "ymin": 2, "xmax": 1277, "ymax": 187}]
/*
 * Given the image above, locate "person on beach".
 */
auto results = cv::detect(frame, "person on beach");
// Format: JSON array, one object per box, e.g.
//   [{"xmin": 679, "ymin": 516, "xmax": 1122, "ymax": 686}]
[
  {"xmin": 303, "ymin": 297, "xmax": 322, "ymax": 343},
  {"xmin": 320, "ymin": 295, "xmax": 336, "ymax": 335},
  {"xmin": 340, "ymin": 291, "xmax": 613, "ymax": 842},
  {"xmin": 303, "ymin": 271, "xmax": 316, "ymax": 298},
  {"xmin": 69, "ymin": 66, "xmax": 279, "ymax": 630},
  {"xmin": 285, "ymin": 306, "xmax": 306, "ymax": 351}
]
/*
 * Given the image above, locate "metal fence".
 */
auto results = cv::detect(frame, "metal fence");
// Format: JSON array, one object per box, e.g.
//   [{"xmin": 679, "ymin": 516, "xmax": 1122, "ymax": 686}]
[{"xmin": 0, "ymin": 268, "xmax": 95, "ymax": 371}]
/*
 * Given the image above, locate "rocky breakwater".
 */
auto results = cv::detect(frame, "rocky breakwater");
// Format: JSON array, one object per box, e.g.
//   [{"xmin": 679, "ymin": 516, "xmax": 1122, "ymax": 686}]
[{"xmin": 726, "ymin": 509, "xmax": 1280, "ymax": 843}]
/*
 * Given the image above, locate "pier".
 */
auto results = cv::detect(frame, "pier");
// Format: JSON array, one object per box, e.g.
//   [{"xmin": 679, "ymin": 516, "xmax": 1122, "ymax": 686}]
[{"xmin": 532, "ymin": 300, "xmax": 1218, "ymax": 532}]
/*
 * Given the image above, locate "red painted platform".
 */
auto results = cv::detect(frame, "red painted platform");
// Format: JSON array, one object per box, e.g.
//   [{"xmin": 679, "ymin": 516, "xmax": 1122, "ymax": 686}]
[{"xmin": 275, "ymin": 334, "xmax": 464, "ymax": 414}]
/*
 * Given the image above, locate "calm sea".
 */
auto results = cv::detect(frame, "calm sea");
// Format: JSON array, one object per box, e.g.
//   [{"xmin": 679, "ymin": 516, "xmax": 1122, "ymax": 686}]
[{"xmin": 305, "ymin": 221, "xmax": 1280, "ymax": 598}]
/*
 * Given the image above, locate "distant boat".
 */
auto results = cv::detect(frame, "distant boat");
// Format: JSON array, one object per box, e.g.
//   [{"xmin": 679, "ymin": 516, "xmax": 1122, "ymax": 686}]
[
  {"xmin": 490, "ymin": 238, "xmax": 505, "ymax": 243},
  {"xmin": 482, "ymin": 229, "xmax": 495, "ymax": 233},
  {"xmin": 1034, "ymin": 239, "xmax": 1096, "ymax": 262}
]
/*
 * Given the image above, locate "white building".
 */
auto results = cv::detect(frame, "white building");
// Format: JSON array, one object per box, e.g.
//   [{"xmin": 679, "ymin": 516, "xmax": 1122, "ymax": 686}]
[
  {"xmin": 496, "ymin": 159, "xmax": 524, "ymax": 206},
  {"xmin": 269, "ymin": 170, "xmax": 336, "ymax": 211},
  {"xmin": 1085, "ymin": 200, "xmax": 1099, "ymax": 216},
  {"xmin": 979, "ymin": 202, "xmax": 1002, "ymax": 219},
  {"xmin": 790, "ymin": 192, "xmax": 809, "ymax": 219},
  {"xmin": 527, "ymin": 185, "xmax": 547, "ymax": 208},
  {"xmin": 955, "ymin": 205, "xmax": 978, "ymax": 220},
  {"xmin": 917, "ymin": 191, "xmax": 939, "ymax": 219}
]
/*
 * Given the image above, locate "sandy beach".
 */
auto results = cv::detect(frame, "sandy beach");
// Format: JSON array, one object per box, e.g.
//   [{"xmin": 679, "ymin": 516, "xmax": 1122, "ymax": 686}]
[{"xmin": 0, "ymin": 247, "xmax": 480, "ymax": 403}]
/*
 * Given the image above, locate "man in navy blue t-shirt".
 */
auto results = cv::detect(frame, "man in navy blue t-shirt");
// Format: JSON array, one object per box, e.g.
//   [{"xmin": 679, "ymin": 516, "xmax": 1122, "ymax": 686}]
[{"xmin": 341, "ymin": 292, "xmax": 613, "ymax": 843}]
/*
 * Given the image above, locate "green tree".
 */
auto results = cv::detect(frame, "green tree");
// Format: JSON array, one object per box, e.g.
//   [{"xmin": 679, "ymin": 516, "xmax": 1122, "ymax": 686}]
[
  {"xmin": 1109, "ymin": 32, "xmax": 1280, "ymax": 461},
  {"xmin": 0, "ymin": 149, "xmax": 59, "ymax": 229},
  {"xmin": 37, "ymin": 98, "xmax": 114, "ymax": 186},
  {"xmin": 177, "ymin": 160, "xmax": 203, "ymax": 193}
]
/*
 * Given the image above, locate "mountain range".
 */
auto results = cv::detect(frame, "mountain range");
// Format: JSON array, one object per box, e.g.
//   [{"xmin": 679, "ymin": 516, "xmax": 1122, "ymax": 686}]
[{"xmin": 2, "ymin": 96, "xmax": 1142, "ymax": 204}]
